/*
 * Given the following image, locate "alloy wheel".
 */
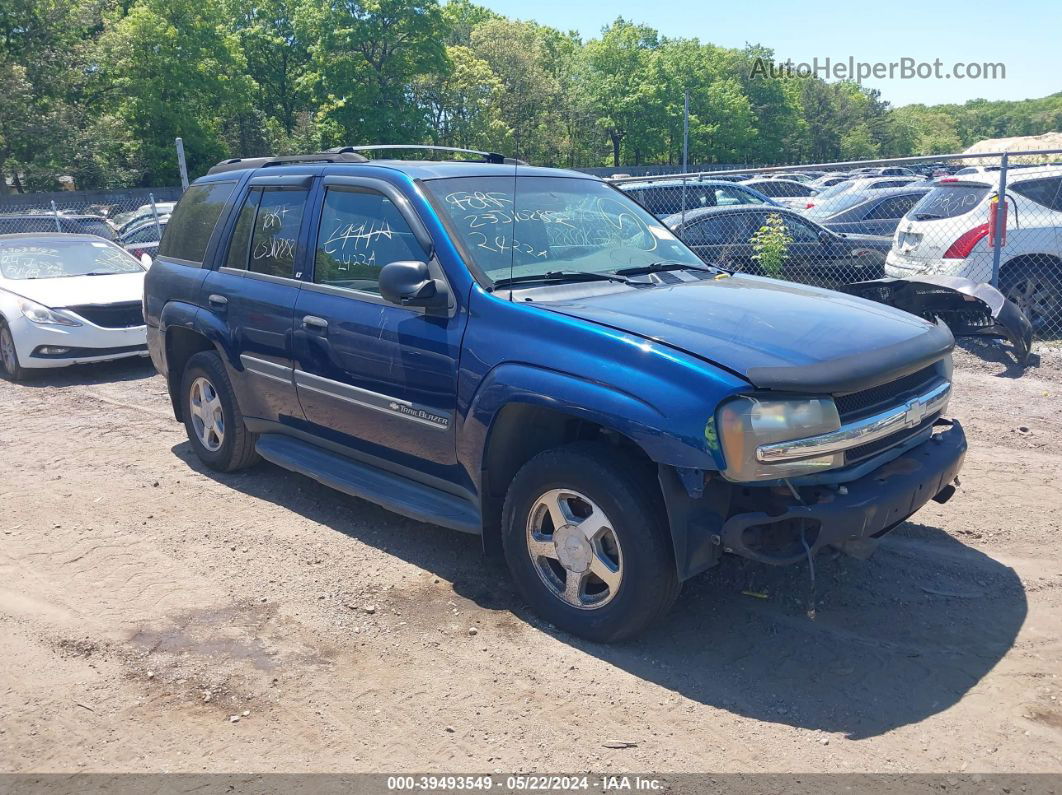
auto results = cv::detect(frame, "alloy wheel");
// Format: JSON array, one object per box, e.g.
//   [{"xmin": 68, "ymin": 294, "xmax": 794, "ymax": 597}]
[
  {"xmin": 525, "ymin": 488, "xmax": 623, "ymax": 610},
  {"xmin": 188, "ymin": 376, "xmax": 225, "ymax": 452}
]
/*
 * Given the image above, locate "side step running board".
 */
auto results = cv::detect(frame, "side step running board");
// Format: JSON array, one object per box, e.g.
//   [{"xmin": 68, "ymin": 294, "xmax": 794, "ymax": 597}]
[{"xmin": 255, "ymin": 434, "xmax": 481, "ymax": 534}]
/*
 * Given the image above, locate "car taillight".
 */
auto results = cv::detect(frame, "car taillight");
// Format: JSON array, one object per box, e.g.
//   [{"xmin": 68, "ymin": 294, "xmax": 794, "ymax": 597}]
[{"xmin": 943, "ymin": 223, "xmax": 989, "ymax": 259}]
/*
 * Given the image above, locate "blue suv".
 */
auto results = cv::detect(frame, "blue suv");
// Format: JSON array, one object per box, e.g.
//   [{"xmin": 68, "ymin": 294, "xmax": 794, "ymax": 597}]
[{"xmin": 145, "ymin": 146, "xmax": 966, "ymax": 642}]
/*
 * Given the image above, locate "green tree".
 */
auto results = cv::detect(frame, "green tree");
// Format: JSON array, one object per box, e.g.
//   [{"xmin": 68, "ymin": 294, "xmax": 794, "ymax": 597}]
[
  {"xmin": 304, "ymin": 0, "xmax": 448, "ymax": 146},
  {"xmin": 96, "ymin": 0, "xmax": 253, "ymax": 183}
]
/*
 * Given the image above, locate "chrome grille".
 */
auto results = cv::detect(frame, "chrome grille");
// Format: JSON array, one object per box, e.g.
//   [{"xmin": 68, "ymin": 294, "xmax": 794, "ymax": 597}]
[{"xmin": 834, "ymin": 365, "xmax": 939, "ymax": 422}]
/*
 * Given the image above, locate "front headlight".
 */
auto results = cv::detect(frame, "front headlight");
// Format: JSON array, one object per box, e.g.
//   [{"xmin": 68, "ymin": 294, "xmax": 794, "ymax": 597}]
[
  {"xmin": 19, "ymin": 299, "xmax": 81, "ymax": 327},
  {"xmin": 714, "ymin": 396, "xmax": 842, "ymax": 482}
]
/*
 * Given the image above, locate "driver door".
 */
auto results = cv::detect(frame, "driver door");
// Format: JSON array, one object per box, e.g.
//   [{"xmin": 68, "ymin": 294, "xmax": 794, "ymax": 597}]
[{"xmin": 292, "ymin": 176, "xmax": 466, "ymax": 482}]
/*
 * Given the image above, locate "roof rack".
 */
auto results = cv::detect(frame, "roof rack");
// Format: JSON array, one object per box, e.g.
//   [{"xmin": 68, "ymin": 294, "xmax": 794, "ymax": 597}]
[
  {"xmin": 206, "ymin": 150, "xmax": 369, "ymax": 175},
  {"xmin": 329, "ymin": 145, "xmax": 523, "ymax": 165}
]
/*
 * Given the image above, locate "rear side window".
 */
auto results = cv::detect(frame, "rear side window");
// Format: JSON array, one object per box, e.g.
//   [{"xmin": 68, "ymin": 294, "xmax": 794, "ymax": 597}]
[
  {"xmin": 906, "ymin": 185, "xmax": 989, "ymax": 221},
  {"xmin": 684, "ymin": 213, "xmax": 755, "ymax": 246},
  {"xmin": 247, "ymin": 188, "xmax": 308, "ymax": 278},
  {"xmin": 1011, "ymin": 177, "xmax": 1062, "ymax": 212},
  {"xmin": 313, "ymin": 188, "xmax": 423, "ymax": 293},
  {"xmin": 158, "ymin": 181, "xmax": 236, "ymax": 263},
  {"xmin": 866, "ymin": 194, "xmax": 923, "ymax": 220}
]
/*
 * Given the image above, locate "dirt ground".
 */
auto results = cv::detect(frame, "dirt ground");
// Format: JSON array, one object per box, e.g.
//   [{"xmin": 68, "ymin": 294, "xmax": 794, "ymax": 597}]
[{"xmin": 1, "ymin": 339, "xmax": 1061, "ymax": 775}]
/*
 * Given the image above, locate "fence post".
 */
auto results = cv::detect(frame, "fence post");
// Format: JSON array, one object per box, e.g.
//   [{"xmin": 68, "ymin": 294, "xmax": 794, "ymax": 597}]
[
  {"xmin": 990, "ymin": 152, "xmax": 1009, "ymax": 287},
  {"xmin": 50, "ymin": 200, "xmax": 61, "ymax": 232},
  {"xmin": 149, "ymin": 192, "xmax": 161, "ymax": 239}
]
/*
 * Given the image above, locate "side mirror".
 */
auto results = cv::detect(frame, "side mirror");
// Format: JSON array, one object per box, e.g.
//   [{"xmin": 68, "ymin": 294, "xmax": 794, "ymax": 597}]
[
  {"xmin": 140, "ymin": 253, "xmax": 153, "ymax": 269},
  {"xmin": 378, "ymin": 260, "xmax": 448, "ymax": 309},
  {"xmin": 818, "ymin": 230, "xmax": 832, "ymax": 246}
]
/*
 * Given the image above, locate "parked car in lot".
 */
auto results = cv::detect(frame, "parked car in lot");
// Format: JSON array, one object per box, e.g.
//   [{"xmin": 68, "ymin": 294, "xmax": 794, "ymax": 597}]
[
  {"xmin": 144, "ymin": 146, "xmax": 965, "ymax": 642},
  {"xmin": 810, "ymin": 174, "xmax": 851, "ymax": 189},
  {"xmin": 0, "ymin": 234, "xmax": 149, "ymax": 380},
  {"xmin": 120, "ymin": 215, "xmax": 168, "ymax": 261},
  {"xmin": 114, "ymin": 202, "xmax": 175, "ymax": 237},
  {"xmin": 0, "ymin": 213, "xmax": 116, "ymax": 240},
  {"xmin": 804, "ymin": 186, "xmax": 931, "ymax": 236},
  {"xmin": 662, "ymin": 205, "xmax": 891, "ymax": 286},
  {"xmin": 740, "ymin": 178, "xmax": 819, "ymax": 209},
  {"xmin": 804, "ymin": 176, "xmax": 924, "ymax": 212},
  {"xmin": 886, "ymin": 167, "xmax": 1062, "ymax": 331},
  {"xmin": 618, "ymin": 178, "xmax": 778, "ymax": 217}
]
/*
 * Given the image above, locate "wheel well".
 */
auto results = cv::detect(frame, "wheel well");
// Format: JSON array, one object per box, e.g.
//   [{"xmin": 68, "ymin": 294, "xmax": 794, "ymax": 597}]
[
  {"xmin": 1000, "ymin": 253, "xmax": 1062, "ymax": 283},
  {"xmin": 479, "ymin": 404, "xmax": 656, "ymax": 556},
  {"xmin": 164, "ymin": 327, "xmax": 214, "ymax": 421}
]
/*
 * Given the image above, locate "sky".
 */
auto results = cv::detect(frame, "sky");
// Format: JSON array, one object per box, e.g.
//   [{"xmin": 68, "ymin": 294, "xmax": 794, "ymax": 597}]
[{"xmin": 474, "ymin": 0, "xmax": 1060, "ymax": 107}]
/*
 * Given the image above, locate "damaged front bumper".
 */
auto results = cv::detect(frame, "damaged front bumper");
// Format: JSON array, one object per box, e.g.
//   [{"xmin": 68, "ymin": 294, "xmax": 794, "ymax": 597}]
[
  {"xmin": 720, "ymin": 420, "xmax": 966, "ymax": 565},
  {"xmin": 660, "ymin": 420, "xmax": 967, "ymax": 577},
  {"xmin": 840, "ymin": 276, "xmax": 1033, "ymax": 363}
]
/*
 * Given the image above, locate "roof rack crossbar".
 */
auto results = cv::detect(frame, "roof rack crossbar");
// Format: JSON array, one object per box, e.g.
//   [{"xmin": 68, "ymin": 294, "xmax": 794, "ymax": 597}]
[{"xmin": 329, "ymin": 145, "xmax": 520, "ymax": 165}]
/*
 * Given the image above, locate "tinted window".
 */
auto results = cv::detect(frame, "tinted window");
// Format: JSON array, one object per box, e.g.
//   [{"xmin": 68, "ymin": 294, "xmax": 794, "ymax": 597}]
[
  {"xmin": 158, "ymin": 181, "xmax": 236, "ymax": 263},
  {"xmin": 715, "ymin": 186, "xmax": 765, "ymax": 206},
  {"xmin": 907, "ymin": 185, "xmax": 989, "ymax": 221},
  {"xmin": 1012, "ymin": 177, "xmax": 1062, "ymax": 212},
  {"xmin": 248, "ymin": 188, "xmax": 307, "ymax": 278},
  {"xmin": 782, "ymin": 215, "xmax": 820, "ymax": 242},
  {"xmin": 314, "ymin": 188, "xmax": 424, "ymax": 293},
  {"xmin": 866, "ymin": 194, "xmax": 922, "ymax": 220},
  {"xmin": 68, "ymin": 218, "xmax": 116, "ymax": 240},
  {"xmin": 224, "ymin": 188, "xmax": 260, "ymax": 270},
  {"xmin": 123, "ymin": 224, "xmax": 161, "ymax": 244},
  {"xmin": 684, "ymin": 213, "xmax": 755, "ymax": 246}
]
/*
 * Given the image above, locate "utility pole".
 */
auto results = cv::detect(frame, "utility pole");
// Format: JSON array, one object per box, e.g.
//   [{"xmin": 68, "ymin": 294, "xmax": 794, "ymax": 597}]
[{"xmin": 175, "ymin": 137, "xmax": 189, "ymax": 192}]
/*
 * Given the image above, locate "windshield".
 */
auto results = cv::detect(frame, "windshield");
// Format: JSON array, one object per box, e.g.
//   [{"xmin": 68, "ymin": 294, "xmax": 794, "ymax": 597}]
[
  {"xmin": 0, "ymin": 239, "xmax": 143, "ymax": 280},
  {"xmin": 805, "ymin": 192, "xmax": 868, "ymax": 219},
  {"xmin": 423, "ymin": 176, "xmax": 705, "ymax": 284}
]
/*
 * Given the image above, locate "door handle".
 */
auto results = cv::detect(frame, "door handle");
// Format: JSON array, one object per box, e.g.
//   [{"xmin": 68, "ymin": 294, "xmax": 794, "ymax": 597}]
[
  {"xmin": 208, "ymin": 294, "xmax": 228, "ymax": 307},
  {"xmin": 302, "ymin": 315, "xmax": 328, "ymax": 330}
]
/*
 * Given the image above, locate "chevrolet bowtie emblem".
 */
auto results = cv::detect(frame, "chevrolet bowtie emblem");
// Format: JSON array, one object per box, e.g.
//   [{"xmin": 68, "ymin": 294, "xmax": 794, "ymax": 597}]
[{"xmin": 904, "ymin": 396, "xmax": 928, "ymax": 427}]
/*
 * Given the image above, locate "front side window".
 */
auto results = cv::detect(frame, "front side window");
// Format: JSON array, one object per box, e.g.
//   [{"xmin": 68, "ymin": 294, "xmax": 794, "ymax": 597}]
[
  {"xmin": 0, "ymin": 239, "xmax": 143, "ymax": 280},
  {"xmin": 424, "ymin": 176, "xmax": 704, "ymax": 283},
  {"xmin": 782, "ymin": 215, "xmax": 821, "ymax": 243},
  {"xmin": 313, "ymin": 188, "xmax": 424, "ymax": 293},
  {"xmin": 716, "ymin": 186, "xmax": 766, "ymax": 206},
  {"xmin": 158, "ymin": 181, "xmax": 236, "ymax": 264}
]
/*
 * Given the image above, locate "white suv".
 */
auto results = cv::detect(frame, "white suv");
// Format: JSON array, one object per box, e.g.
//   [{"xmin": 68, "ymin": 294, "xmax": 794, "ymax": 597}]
[{"xmin": 886, "ymin": 167, "xmax": 1062, "ymax": 330}]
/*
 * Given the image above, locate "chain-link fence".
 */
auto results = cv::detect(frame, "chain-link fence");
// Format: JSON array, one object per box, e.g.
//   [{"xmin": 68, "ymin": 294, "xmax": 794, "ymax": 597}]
[
  {"xmin": 608, "ymin": 149, "xmax": 1062, "ymax": 340},
  {"xmin": 0, "ymin": 187, "xmax": 183, "ymax": 262},
  {"xmin": 4, "ymin": 150, "xmax": 1062, "ymax": 339}
]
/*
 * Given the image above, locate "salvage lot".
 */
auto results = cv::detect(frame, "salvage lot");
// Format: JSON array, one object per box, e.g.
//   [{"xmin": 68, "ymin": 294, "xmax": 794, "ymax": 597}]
[{"xmin": 1, "ymin": 345, "xmax": 1062, "ymax": 773}]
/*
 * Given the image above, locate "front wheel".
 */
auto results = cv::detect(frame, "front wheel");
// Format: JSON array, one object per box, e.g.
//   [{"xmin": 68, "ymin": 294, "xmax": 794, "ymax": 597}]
[
  {"xmin": 180, "ymin": 351, "xmax": 259, "ymax": 472},
  {"xmin": 501, "ymin": 442, "xmax": 680, "ymax": 642},
  {"xmin": 0, "ymin": 321, "xmax": 26, "ymax": 382}
]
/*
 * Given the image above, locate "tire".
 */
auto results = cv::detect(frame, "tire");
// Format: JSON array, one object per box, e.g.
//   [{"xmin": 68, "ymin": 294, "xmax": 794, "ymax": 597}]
[
  {"xmin": 0, "ymin": 320, "xmax": 26, "ymax": 382},
  {"xmin": 501, "ymin": 441, "xmax": 680, "ymax": 642},
  {"xmin": 180, "ymin": 350, "xmax": 259, "ymax": 472},
  {"xmin": 1001, "ymin": 258, "xmax": 1062, "ymax": 333}
]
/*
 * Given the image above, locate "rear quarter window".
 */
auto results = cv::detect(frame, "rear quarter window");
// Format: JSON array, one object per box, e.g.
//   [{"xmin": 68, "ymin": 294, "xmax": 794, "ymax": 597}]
[
  {"xmin": 158, "ymin": 181, "xmax": 237, "ymax": 264},
  {"xmin": 1011, "ymin": 177, "xmax": 1062, "ymax": 212},
  {"xmin": 906, "ymin": 185, "xmax": 989, "ymax": 221}
]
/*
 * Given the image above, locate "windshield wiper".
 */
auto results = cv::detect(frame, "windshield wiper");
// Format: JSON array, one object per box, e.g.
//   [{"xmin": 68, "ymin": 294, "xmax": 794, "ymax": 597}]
[
  {"xmin": 491, "ymin": 270, "xmax": 635, "ymax": 289},
  {"xmin": 613, "ymin": 261, "xmax": 722, "ymax": 276}
]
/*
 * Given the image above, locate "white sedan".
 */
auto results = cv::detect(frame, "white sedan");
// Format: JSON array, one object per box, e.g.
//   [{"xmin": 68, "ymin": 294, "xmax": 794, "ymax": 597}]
[{"xmin": 0, "ymin": 233, "xmax": 149, "ymax": 381}]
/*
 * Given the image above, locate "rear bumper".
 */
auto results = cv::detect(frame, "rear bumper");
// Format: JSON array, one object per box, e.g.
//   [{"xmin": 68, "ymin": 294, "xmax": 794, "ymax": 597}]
[{"xmin": 719, "ymin": 420, "xmax": 966, "ymax": 565}]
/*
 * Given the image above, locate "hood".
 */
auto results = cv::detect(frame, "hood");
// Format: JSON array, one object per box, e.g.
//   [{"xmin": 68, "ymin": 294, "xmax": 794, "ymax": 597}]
[
  {"xmin": 543, "ymin": 274, "xmax": 954, "ymax": 394},
  {"xmin": 3, "ymin": 271, "xmax": 145, "ymax": 308}
]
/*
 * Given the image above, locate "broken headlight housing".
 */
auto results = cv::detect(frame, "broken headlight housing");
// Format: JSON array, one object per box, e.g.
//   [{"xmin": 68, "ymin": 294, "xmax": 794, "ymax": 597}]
[{"xmin": 714, "ymin": 396, "xmax": 842, "ymax": 482}]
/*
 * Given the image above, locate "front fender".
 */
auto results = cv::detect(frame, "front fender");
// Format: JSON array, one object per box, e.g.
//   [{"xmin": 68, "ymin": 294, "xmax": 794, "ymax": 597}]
[{"xmin": 458, "ymin": 362, "xmax": 722, "ymax": 488}]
